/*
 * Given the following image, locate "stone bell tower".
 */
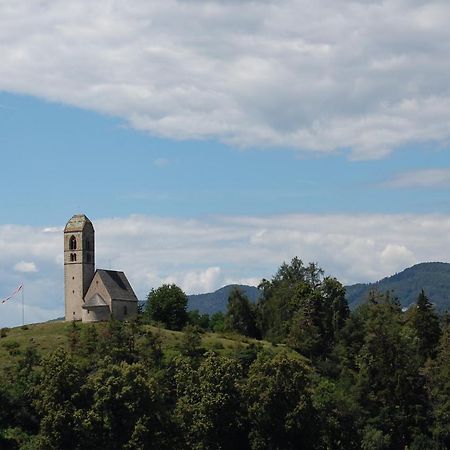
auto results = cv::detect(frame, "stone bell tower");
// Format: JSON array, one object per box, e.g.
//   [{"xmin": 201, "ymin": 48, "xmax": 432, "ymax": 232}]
[{"xmin": 64, "ymin": 214, "xmax": 95, "ymax": 321}]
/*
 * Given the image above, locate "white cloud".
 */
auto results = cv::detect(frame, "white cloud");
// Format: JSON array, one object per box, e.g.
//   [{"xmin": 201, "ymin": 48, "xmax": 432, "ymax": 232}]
[
  {"xmin": 1, "ymin": 1, "xmax": 450, "ymax": 158},
  {"xmin": 382, "ymin": 168, "xmax": 450, "ymax": 188},
  {"xmin": 2, "ymin": 212, "xmax": 450, "ymax": 327},
  {"xmin": 14, "ymin": 261, "xmax": 38, "ymax": 273}
]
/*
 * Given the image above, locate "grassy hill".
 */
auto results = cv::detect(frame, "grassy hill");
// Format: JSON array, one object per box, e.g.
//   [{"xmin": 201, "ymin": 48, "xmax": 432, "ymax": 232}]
[
  {"xmin": 0, "ymin": 320, "xmax": 280, "ymax": 372},
  {"xmin": 345, "ymin": 262, "xmax": 450, "ymax": 311}
]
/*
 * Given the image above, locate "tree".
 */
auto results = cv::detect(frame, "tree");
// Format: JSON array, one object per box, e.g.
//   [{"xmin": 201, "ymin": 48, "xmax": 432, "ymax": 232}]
[
  {"xmin": 209, "ymin": 312, "xmax": 225, "ymax": 332},
  {"xmin": 225, "ymin": 288, "xmax": 259, "ymax": 338},
  {"xmin": 355, "ymin": 295, "xmax": 429, "ymax": 449},
  {"xmin": 243, "ymin": 351, "xmax": 317, "ymax": 450},
  {"xmin": 174, "ymin": 352, "xmax": 246, "ymax": 449},
  {"xmin": 425, "ymin": 316, "xmax": 450, "ymax": 448},
  {"xmin": 180, "ymin": 324, "xmax": 203, "ymax": 356},
  {"xmin": 144, "ymin": 284, "xmax": 188, "ymax": 331},
  {"xmin": 187, "ymin": 310, "xmax": 210, "ymax": 330},
  {"xmin": 409, "ymin": 290, "xmax": 441, "ymax": 362},
  {"xmin": 81, "ymin": 360, "xmax": 170, "ymax": 450},
  {"xmin": 33, "ymin": 349, "xmax": 85, "ymax": 449}
]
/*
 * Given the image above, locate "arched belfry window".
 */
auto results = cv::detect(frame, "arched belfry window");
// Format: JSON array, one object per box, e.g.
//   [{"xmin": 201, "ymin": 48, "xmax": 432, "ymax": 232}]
[
  {"xmin": 70, "ymin": 253, "xmax": 77, "ymax": 262},
  {"xmin": 69, "ymin": 235, "xmax": 77, "ymax": 250}
]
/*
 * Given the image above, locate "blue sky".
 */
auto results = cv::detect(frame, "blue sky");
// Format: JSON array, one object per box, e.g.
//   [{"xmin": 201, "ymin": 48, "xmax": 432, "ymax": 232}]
[
  {"xmin": 1, "ymin": 91, "xmax": 450, "ymax": 227},
  {"xmin": 1, "ymin": 0, "xmax": 450, "ymax": 327}
]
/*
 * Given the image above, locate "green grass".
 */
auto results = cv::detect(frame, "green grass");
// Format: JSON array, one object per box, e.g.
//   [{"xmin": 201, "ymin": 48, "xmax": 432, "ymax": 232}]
[{"xmin": 0, "ymin": 320, "xmax": 286, "ymax": 371}]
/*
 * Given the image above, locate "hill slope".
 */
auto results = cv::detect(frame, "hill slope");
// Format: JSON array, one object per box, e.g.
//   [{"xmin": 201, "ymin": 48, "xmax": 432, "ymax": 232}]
[
  {"xmin": 188, "ymin": 284, "xmax": 261, "ymax": 315},
  {"xmin": 345, "ymin": 262, "xmax": 450, "ymax": 311}
]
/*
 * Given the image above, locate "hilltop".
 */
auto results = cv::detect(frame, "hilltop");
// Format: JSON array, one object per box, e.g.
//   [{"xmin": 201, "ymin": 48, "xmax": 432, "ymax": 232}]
[
  {"xmin": 345, "ymin": 262, "xmax": 450, "ymax": 311},
  {"xmin": 0, "ymin": 320, "xmax": 276, "ymax": 372},
  {"xmin": 187, "ymin": 262, "xmax": 450, "ymax": 313}
]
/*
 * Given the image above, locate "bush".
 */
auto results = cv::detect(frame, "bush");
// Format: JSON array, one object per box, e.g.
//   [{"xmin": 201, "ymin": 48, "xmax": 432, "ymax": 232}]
[
  {"xmin": 2, "ymin": 340, "xmax": 20, "ymax": 356},
  {"xmin": 0, "ymin": 327, "xmax": 10, "ymax": 338},
  {"xmin": 180, "ymin": 325, "xmax": 203, "ymax": 356}
]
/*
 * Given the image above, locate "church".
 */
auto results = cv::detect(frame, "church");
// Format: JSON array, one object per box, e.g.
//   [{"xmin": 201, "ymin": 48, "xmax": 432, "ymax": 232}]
[{"xmin": 64, "ymin": 214, "xmax": 138, "ymax": 322}]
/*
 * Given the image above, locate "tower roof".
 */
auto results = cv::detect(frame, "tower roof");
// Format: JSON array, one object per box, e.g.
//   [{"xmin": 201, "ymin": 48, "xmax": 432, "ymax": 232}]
[{"xmin": 64, "ymin": 214, "xmax": 94, "ymax": 232}]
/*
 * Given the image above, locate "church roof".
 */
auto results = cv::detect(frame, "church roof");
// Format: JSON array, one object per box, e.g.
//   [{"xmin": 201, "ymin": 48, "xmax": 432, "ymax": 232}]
[
  {"xmin": 96, "ymin": 269, "xmax": 138, "ymax": 302},
  {"xmin": 64, "ymin": 214, "xmax": 94, "ymax": 232}
]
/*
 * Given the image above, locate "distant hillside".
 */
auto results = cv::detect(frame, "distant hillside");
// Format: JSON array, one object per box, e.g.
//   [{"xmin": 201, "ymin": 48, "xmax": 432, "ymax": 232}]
[
  {"xmin": 345, "ymin": 262, "xmax": 450, "ymax": 311},
  {"xmin": 188, "ymin": 284, "xmax": 261, "ymax": 315},
  {"xmin": 186, "ymin": 263, "xmax": 450, "ymax": 315}
]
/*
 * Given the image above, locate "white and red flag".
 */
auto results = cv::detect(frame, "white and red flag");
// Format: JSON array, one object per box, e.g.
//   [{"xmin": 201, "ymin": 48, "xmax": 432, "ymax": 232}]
[{"xmin": 1, "ymin": 284, "xmax": 23, "ymax": 304}]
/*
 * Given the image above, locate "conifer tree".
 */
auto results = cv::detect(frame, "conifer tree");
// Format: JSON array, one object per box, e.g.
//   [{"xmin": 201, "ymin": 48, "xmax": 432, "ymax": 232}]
[{"xmin": 410, "ymin": 290, "xmax": 441, "ymax": 361}]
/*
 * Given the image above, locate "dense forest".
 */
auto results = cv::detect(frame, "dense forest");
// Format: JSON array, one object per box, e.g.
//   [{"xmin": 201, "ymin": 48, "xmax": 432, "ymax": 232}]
[
  {"xmin": 346, "ymin": 262, "xmax": 450, "ymax": 311},
  {"xmin": 0, "ymin": 257, "xmax": 449, "ymax": 449}
]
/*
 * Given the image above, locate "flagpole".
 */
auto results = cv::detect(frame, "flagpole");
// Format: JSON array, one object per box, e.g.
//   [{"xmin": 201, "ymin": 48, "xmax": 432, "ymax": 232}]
[{"xmin": 22, "ymin": 284, "xmax": 24, "ymax": 326}]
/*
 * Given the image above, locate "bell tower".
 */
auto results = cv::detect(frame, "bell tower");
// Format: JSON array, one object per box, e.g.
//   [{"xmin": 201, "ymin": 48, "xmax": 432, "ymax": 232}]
[{"xmin": 64, "ymin": 214, "xmax": 95, "ymax": 321}]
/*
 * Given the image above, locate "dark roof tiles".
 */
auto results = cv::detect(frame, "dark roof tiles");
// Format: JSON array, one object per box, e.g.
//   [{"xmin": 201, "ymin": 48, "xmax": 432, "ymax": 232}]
[{"xmin": 97, "ymin": 269, "xmax": 138, "ymax": 302}]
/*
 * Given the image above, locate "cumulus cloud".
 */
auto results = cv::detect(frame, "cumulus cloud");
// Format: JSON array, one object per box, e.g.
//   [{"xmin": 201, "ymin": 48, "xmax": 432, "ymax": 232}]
[
  {"xmin": 14, "ymin": 261, "xmax": 38, "ymax": 273},
  {"xmin": 382, "ymin": 168, "xmax": 450, "ymax": 188},
  {"xmin": 1, "ymin": 212, "xmax": 449, "ymax": 327},
  {"xmin": 1, "ymin": 0, "xmax": 450, "ymax": 158}
]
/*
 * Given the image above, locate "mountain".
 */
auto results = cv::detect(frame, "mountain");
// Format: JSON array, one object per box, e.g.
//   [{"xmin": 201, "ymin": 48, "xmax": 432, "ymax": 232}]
[
  {"xmin": 345, "ymin": 262, "xmax": 450, "ymax": 311},
  {"xmin": 186, "ymin": 263, "xmax": 450, "ymax": 315},
  {"xmin": 187, "ymin": 284, "xmax": 261, "ymax": 315}
]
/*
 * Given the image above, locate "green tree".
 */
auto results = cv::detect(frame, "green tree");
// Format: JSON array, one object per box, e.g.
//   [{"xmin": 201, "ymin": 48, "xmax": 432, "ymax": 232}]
[
  {"xmin": 180, "ymin": 324, "xmax": 203, "ymax": 356},
  {"xmin": 144, "ymin": 284, "xmax": 188, "ymax": 330},
  {"xmin": 187, "ymin": 310, "xmax": 210, "ymax": 330},
  {"xmin": 210, "ymin": 312, "xmax": 225, "ymax": 332},
  {"xmin": 97, "ymin": 317, "xmax": 137, "ymax": 363},
  {"xmin": 174, "ymin": 352, "xmax": 246, "ymax": 449},
  {"xmin": 243, "ymin": 351, "xmax": 316, "ymax": 450},
  {"xmin": 225, "ymin": 288, "xmax": 259, "ymax": 338},
  {"xmin": 311, "ymin": 377, "xmax": 361, "ymax": 450},
  {"xmin": 81, "ymin": 360, "xmax": 170, "ymax": 450},
  {"xmin": 355, "ymin": 295, "xmax": 429, "ymax": 449},
  {"xmin": 425, "ymin": 316, "xmax": 450, "ymax": 448},
  {"xmin": 33, "ymin": 349, "xmax": 85, "ymax": 450},
  {"xmin": 409, "ymin": 290, "xmax": 441, "ymax": 361},
  {"xmin": 257, "ymin": 258, "xmax": 348, "ymax": 353}
]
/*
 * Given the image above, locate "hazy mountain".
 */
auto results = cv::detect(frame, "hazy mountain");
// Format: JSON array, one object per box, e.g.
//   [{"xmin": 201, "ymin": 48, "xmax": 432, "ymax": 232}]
[
  {"xmin": 345, "ymin": 262, "xmax": 450, "ymax": 311},
  {"xmin": 186, "ymin": 262, "xmax": 450, "ymax": 314},
  {"xmin": 187, "ymin": 284, "xmax": 261, "ymax": 315}
]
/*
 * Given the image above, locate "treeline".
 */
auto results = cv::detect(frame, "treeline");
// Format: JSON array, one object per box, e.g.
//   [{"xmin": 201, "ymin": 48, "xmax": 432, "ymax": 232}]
[{"xmin": 0, "ymin": 257, "xmax": 449, "ymax": 449}]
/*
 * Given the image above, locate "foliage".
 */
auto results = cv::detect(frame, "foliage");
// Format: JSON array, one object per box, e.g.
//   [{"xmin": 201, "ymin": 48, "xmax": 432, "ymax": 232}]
[
  {"xmin": 243, "ymin": 351, "xmax": 316, "ymax": 449},
  {"xmin": 408, "ymin": 290, "xmax": 441, "ymax": 361},
  {"xmin": 209, "ymin": 312, "xmax": 225, "ymax": 332},
  {"xmin": 174, "ymin": 352, "xmax": 246, "ymax": 449},
  {"xmin": 180, "ymin": 324, "xmax": 203, "ymax": 356},
  {"xmin": 81, "ymin": 360, "xmax": 170, "ymax": 449},
  {"xmin": 425, "ymin": 316, "xmax": 450, "ymax": 448},
  {"xmin": 0, "ymin": 257, "xmax": 448, "ymax": 449},
  {"xmin": 33, "ymin": 349, "xmax": 85, "ymax": 449},
  {"xmin": 224, "ymin": 288, "xmax": 259, "ymax": 338},
  {"xmin": 257, "ymin": 258, "xmax": 349, "ymax": 361},
  {"xmin": 187, "ymin": 309, "xmax": 210, "ymax": 330},
  {"xmin": 145, "ymin": 284, "xmax": 188, "ymax": 331},
  {"xmin": 346, "ymin": 261, "xmax": 450, "ymax": 311}
]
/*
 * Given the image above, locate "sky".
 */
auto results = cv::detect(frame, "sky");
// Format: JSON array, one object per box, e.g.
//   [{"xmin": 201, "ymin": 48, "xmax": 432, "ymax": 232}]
[{"xmin": 1, "ymin": 0, "xmax": 450, "ymax": 327}]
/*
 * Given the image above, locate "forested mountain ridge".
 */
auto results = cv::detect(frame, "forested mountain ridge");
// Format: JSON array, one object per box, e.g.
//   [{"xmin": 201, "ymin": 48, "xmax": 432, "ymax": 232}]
[
  {"xmin": 346, "ymin": 262, "xmax": 450, "ymax": 311},
  {"xmin": 188, "ymin": 262, "xmax": 450, "ymax": 313}
]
